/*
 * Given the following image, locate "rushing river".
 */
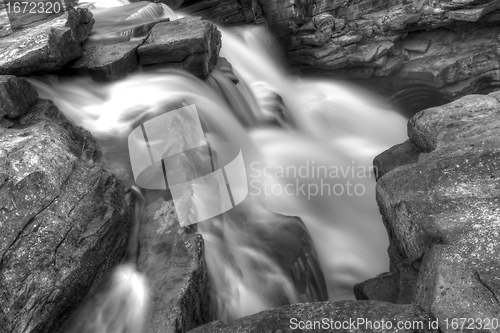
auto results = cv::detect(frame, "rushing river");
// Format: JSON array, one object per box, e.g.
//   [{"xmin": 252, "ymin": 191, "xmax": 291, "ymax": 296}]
[{"xmin": 28, "ymin": 1, "xmax": 407, "ymax": 331}]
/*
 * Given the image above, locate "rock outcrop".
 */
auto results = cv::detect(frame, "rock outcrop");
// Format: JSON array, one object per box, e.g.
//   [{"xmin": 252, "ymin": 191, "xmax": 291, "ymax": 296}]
[
  {"xmin": 182, "ymin": 0, "xmax": 500, "ymax": 110},
  {"xmin": 0, "ymin": 7, "xmax": 94, "ymax": 76},
  {"xmin": 69, "ymin": 15, "xmax": 221, "ymax": 81},
  {"xmin": 138, "ymin": 196, "xmax": 214, "ymax": 333},
  {"xmin": 138, "ymin": 16, "xmax": 221, "ymax": 78},
  {"xmin": 0, "ymin": 3, "xmax": 222, "ymax": 80},
  {"xmin": 368, "ymin": 92, "xmax": 500, "ymax": 331},
  {"xmin": 188, "ymin": 300, "xmax": 438, "ymax": 333},
  {"xmin": 0, "ymin": 98, "xmax": 131, "ymax": 333},
  {"xmin": 69, "ymin": 39, "xmax": 144, "ymax": 82}
]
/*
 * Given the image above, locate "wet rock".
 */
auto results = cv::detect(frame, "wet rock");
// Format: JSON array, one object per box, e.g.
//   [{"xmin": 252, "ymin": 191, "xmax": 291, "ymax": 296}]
[
  {"xmin": 138, "ymin": 197, "xmax": 214, "ymax": 333},
  {"xmin": 354, "ymin": 254, "xmax": 418, "ymax": 305},
  {"xmin": 0, "ymin": 75, "xmax": 38, "ymax": 119},
  {"xmin": 69, "ymin": 40, "xmax": 141, "ymax": 82},
  {"xmin": 333, "ymin": 34, "xmax": 363, "ymax": 47},
  {"xmin": 375, "ymin": 92, "xmax": 500, "ymax": 331},
  {"xmin": 188, "ymin": 301, "xmax": 438, "ymax": 333},
  {"xmin": 138, "ymin": 17, "xmax": 221, "ymax": 78},
  {"xmin": 66, "ymin": 4, "xmax": 174, "ymax": 81},
  {"xmin": 0, "ymin": 99, "xmax": 130, "ymax": 333},
  {"xmin": 212, "ymin": 57, "xmax": 239, "ymax": 83},
  {"xmin": 401, "ymin": 39, "xmax": 431, "ymax": 54},
  {"xmin": 0, "ymin": 7, "xmax": 94, "ymax": 76},
  {"xmin": 232, "ymin": 211, "xmax": 329, "ymax": 303},
  {"xmin": 354, "ymin": 272, "xmax": 399, "ymax": 303},
  {"xmin": 373, "ymin": 140, "xmax": 421, "ymax": 180}
]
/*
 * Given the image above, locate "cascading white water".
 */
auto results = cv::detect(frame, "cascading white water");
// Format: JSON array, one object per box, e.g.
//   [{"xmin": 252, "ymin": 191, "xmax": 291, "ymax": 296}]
[
  {"xmin": 28, "ymin": 1, "xmax": 408, "ymax": 329},
  {"xmin": 213, "ymin": 26, "xmax": 408, "ymax": 303}
]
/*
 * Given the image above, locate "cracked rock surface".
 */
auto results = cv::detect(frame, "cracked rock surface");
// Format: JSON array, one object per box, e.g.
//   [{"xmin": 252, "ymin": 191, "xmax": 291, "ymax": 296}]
[
  {"xmin": 0, "ymin": 98, "xmax": 130, "ymax": 333},
  {"xmin": 0, "ymin": 7, "xmax": 94, "ymax": 76}
]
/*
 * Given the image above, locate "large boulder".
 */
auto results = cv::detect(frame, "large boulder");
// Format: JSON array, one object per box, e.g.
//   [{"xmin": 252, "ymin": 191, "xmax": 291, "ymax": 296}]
[
  {"xmin": 371, "ymin": 92, "xmax": 500, "ymax": 331},
  {"xmin": 69, "ymin": 39, "xmax": 143, "ymax": 82},
  {"xmin": 138, "ymin": 196, "xmax": 214, "ymax": 333},
  {"xmin": 0, "ymin": 7, "xmax": 94, "ymax": 76},
  {"xmin": 188, "ymin": 300, "xmax": 438, "ymax": 333},
  {"xmin": 138, "ymin": 16, "xmax": 221, "ymax": 78},
  {"xmin": 67, "ymin": 2, "xmax": 176, "ymax": 81},
  {"xmin": 0, "ymin": 99, "xmax": 131, "ymax": 333}
]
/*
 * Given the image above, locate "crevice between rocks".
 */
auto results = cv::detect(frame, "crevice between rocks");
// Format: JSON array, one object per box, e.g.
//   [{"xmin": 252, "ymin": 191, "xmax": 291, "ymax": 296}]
[
  {"xmin": 0, "ymin": 192, "xmax": 60, "ymax": 265},
  {"xmin": 474, "ymin": 270, "xmax": 500, "ymax": 306}
]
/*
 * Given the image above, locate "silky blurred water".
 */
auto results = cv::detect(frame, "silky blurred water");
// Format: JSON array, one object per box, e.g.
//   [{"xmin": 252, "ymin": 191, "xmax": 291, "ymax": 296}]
[{"xmin": 28, "ymin": 1, "xmax": 407, "ymax": 330}]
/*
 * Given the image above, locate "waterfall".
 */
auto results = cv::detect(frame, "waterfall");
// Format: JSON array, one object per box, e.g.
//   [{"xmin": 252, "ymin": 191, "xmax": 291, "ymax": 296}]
[{"xmin": 27, "ymin": 1, "xmax": 408, "ymax": 330}]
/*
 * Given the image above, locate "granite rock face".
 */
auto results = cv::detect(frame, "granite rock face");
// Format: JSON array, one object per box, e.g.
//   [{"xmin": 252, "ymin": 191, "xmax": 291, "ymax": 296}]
[
  {"xmin": 138, "ymin": 16, "xmax": 221, "ymax": 78},
  {"xmin": 138, "ymin": 197, "xmax": 214, "ymax": 333},
  {"xmin": 0, "ymin": 7, "xmax": 94, "ymax": 76},
  {"xmin": 0, "ymin": 99, "xmax": 130, "ymax": 333},
  {"xmin": 182, "ymin": 0, "xmax": 500, "ymax": 109},
  {"xmin": 369, "ymin": 92, "xmax": 500, "ymax": 331},
  {"xmin": 188, "ymin": 300, "xmax": 438, "ymax": 333}
]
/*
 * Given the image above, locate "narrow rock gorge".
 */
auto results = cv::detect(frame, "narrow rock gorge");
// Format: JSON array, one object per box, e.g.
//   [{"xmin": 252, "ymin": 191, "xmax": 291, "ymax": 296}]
[
  {"xmin": 1, "ymin": 0, "xmax": 499, "ymax": 332},
  {"xmin": 183, "ymin": 0, "xmax": 500, "ymax": 112}
]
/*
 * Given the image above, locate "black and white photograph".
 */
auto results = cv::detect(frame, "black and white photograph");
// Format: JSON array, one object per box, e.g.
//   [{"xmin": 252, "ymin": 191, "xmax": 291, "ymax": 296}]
[{"xmin": 0, "ymin": 0, "xmax": 499, "ymax": 332}]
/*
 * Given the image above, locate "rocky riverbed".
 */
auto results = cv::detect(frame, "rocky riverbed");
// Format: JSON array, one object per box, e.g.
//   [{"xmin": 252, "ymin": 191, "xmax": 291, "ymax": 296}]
[
  {"xmin": 1, "ymin": 1, "xmax": 500, "ymax": 333},
  {"xmin": 0, "ymin": 5, "xmax": 223, "ymax": 333}
]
